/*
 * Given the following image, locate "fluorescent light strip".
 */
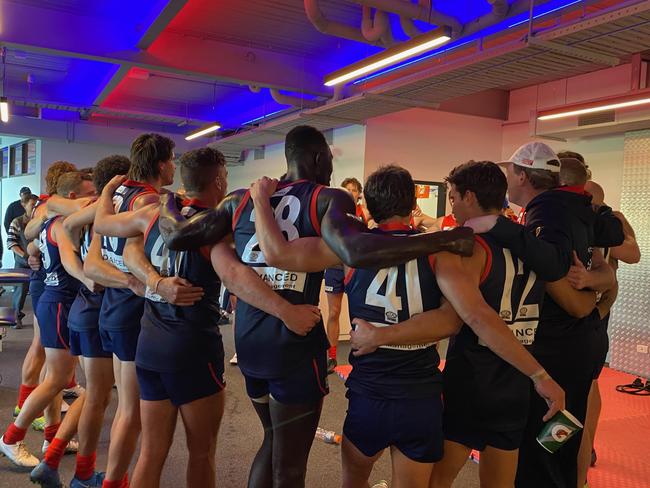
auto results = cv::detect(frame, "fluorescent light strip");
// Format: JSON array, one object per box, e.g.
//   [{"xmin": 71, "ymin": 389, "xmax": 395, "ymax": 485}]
[
  {"xmin": 538, "ymin": 97, "xmax": 650, "ymax": 120},
  {"xmin": 185, "ymin": 123, "xmax": 221, "ymax": 141},
  {"xmin": 325, "ymin": 34, "xmax": 451, "ymax": 86},
  {"xmin": 0, "ymin": 98, "xmax": 8, "ymax": 123},
  {"xmin": 352, "ymin": 38, "xmax": 475, "ymax": 85},
  {"xmin": 508, "ymin": 0, "xmax": 582, "ymax": 28}
]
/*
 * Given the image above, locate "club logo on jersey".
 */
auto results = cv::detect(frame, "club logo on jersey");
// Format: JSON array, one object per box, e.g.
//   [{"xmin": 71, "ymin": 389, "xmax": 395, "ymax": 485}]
[
  {"xmin": 385, "ymin": 311, "xmax": 398, "ymax": 323},
  {"xmin": 519, "ymin": 307, "xmax": 528, "ymax": 317},
  {"xmin": 500, "ymin": 310, "xmax": 512, "ymax": 320}
]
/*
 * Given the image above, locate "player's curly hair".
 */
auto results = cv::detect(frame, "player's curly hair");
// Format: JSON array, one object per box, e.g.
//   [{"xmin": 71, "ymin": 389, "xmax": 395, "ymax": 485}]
[
  {"xmin": 93, "ymin": 155, "xmax": 131, "ymax": 194},
  {"xmin": 45, "ymin": 161, "xmax": 77, "ymax": 195}
]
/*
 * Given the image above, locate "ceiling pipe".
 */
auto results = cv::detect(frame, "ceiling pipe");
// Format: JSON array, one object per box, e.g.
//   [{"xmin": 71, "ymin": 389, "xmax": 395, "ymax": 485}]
[
  {"xmin": 462, "ymin": 0, "xmax": 531, "ymax": 38},
  {"xmin": 269, "ymin": 88, "xmax": 322, "ymax": 109},
  {"xmin": 347, "ymin": 0, "xmax": 462, "ymax": 36},
  {"xmin": 361, "ymin": 6, "xmax": 390, "ymax": 42},
  {"xmin": 399, "ymin": 0, "xmax": 429, "ymax": 38},
  {"xmin": 304, "ymin": 0, "xmax": 381, "ymax": 46}
]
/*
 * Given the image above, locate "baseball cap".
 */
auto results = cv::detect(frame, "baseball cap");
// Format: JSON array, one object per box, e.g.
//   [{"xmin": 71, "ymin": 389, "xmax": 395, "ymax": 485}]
[
  {"xmin": 19, "ymin": 187, "xmax": 32, "ymax": 195},
  {"xmin": 501, "ymin": 142, "xmax": 560, "ymax": 173}
]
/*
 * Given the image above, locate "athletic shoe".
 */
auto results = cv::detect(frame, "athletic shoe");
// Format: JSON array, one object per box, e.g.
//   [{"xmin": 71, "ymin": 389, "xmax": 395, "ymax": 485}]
[
  {"xmin": 70, "ymin": 471, "xmax": 105, "ymax": 488},
  {"xmin": 229, "ymin": 353, "xmax": 238, "ymax": 365},
  {"xmin": 42, "ymin": 438, "xmax": 79, "ymax": 454},
  {"xmin": 371, "ymin": 481, "xmax": 389, "ymax": 488},
  {"xmin": 63, "ymin": 384, "xmax": 84, "ymax": 399},
  {"xmin": 11, "ymin": 317, "xmax": 22, "ymax": 329},
  {"xmin": 61, "ymin": 401, "xmax": 70, "ymax": 414},
  {"xmin": 0, "ymin": 435, "xmax": 39, "ymax": 467},
  {"xmin": 13, "ymin": 406, "xmax": 46, "ymax": 431},
  {"xmin": 30, "ymin": 460, "xmax": 63, "ymax": 487},
  {"xmin": 327, "ymin": 358, "xmax": 337, "ymax": 375}
]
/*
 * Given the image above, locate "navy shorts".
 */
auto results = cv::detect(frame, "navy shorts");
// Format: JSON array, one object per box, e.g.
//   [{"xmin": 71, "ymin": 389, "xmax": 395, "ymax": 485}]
[
  {"xmin": 29, "ymin": 279, "xmax": 45, "ymax": 314},
  {"xmin": 100, "ymin": 327, "xmax": 140, "ymax": 362},
  {"xmin": 444, "ymin": 419, "xmax": 523, "ymax": 452},
  {"xmin": 37, "ymin": 301, "xmax": 71, "ymax": 350},
  {"xmin": 244, "ymin": 355, "xmax": 329, "ymax": 404},
  {"xmin": 137, "ymin": 361, "xmax": 225, "ymax": 407},
  {"xmin": 324, "ymin": 268, "xmax": 344, "ymax": 294},
  {"xmin": 343, "ymin": 391, "xmax": 444, "ymax": 463},
  {"xmin": 70, "ymin": 329, "xmax": 111, "ymax": 359}
]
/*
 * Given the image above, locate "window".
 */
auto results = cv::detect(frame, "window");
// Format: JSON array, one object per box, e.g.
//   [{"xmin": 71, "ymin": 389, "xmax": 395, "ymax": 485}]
[{"xmin": 1, "ymin": 139, "xmax": 37, "ymax": 177}]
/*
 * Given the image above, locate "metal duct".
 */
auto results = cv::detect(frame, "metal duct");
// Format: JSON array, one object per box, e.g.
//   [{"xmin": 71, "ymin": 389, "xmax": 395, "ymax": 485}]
[
  {"xmin": 304, "ymin": 0, "xmax": 380, "ymax": 46},
  {"xmin": 347, "ymin": 0, "xmax": 462, "ymax": 35},
  {"xmin": 269, "ymin": 88, "xmax": 322, "ymax": 109},
  {"xmin": 361, "ymin": 6, "xmax": 390, "ymax": 42}
]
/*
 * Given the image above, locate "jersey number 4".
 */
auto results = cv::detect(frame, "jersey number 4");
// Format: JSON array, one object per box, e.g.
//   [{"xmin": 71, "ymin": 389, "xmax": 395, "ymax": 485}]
[{"xmin": 365, "ymin": 261, "xmax": 424, "ymax": 324}]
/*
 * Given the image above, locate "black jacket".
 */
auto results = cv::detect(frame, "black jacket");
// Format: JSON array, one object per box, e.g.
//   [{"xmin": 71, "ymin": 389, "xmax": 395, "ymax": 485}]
[{"xmin": 4, "ymin": 200, "xmax": 25, "ymax": 233}]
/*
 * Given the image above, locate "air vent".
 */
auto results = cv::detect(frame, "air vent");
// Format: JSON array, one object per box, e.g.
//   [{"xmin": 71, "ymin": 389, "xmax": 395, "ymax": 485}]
[
  {"xmin": 254, "ymin": 147, "xmax": 265, "ymax": 160},
  {"xmin": 578, "ymin": 110, "xmax": 615, "ymax": 126}
]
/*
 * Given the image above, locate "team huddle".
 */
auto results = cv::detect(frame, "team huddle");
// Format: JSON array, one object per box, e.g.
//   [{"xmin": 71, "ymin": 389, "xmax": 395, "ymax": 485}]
[{"xmin": 0, "ymin": 126, "xmax": 638, "ymax": 488}]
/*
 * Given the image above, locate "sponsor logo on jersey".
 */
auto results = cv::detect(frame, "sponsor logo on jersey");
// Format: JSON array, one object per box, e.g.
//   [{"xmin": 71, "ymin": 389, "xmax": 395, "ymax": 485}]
[{"xmin": 254, "ymin": 266, "xmax": 307, "ymax": 292}]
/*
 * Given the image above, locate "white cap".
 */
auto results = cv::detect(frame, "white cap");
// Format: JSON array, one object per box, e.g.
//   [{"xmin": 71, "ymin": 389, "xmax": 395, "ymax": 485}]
[{"xmin": 502, "ymin": 142, "xmax": 560, "ymax": 173}]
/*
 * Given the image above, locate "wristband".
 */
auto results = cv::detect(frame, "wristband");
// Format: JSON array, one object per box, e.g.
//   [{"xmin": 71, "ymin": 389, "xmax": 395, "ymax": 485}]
[
  {"xmin": 530, "ymin": 369, "xmax": 550, "ymax": 384},
  {"xmin": 147, "ymin": 276, "xmax": 163, "ymax": 295}
]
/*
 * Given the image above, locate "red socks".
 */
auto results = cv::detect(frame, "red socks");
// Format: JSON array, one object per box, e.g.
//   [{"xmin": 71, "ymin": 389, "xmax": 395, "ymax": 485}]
[
  {"xmin": 2, "ymin": 423, "xmax": 27, "ymax": 444},
  {"xmin": 44, "ymin": 423, "xmax": 60, "ymax": 443},
  {"xmin": 75, "ymin": 452, "xmax": 96, "ymax": 481},
  {"xmin": 44, "ymin": 438, "xmax": 67, "ymax": 469},
  {"xmin": 17, "ymin": 384, "xmax": 38, "ymax": 409},
  {"xmin": 103, "ymin": 474, "xmax": 128, "ymax": 488},
  {"xmin": 328, "ymin": 346, "xmax": 337, "ymax": 360},
  {"xmin": 66, "ymin": 375, "xmax": 77, "ymax": 389}
]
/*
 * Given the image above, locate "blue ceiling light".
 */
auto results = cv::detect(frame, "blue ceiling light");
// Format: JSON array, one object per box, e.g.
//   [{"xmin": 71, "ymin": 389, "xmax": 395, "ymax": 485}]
[{"xmin": 242, "ymin": 109, "xmax": 291, "ymax": 126}]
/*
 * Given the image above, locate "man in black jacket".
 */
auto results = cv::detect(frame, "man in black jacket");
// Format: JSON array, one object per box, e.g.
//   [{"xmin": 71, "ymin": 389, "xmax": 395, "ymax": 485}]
[
  {"xmin": 4, "ymin": 187, "xmax": 32, "ymax": 233},
  {"xmin": 491, "ymin": 142, "xmax": 623, "ymax": 488}
]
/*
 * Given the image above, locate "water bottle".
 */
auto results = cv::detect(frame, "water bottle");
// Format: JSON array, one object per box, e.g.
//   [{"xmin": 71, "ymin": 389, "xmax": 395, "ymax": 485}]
[
  {"xmin": 371, "ymin": 481, "xmax": 389, "ymax": 488},
  {"xmin": 315, "ymin": 427, "xmax": 341, "ymax": 444}
]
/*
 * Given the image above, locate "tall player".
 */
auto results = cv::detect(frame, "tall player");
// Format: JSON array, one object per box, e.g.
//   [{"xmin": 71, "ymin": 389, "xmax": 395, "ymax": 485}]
[
  {"xmin": 157, "ymin": 126, "xmax": 473, "ymax": 487},
  {"xmin": 92, "ymin": 147, "xmax": 324, "ymax": 488},
  {"xmin": 1, "ymin": 172, "xmax": 96, "ymax": 471},
  {"xmin": 91, "ymin": 134, "xmax": 175, "ymax": 488}
]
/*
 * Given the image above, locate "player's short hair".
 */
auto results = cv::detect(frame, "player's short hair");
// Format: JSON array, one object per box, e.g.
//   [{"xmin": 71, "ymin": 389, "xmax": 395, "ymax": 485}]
[
  {"xmin": 45, "ymin": 161, "xmax": 77, "ymax": 195},
  {"xmin": 128, "ymin": 133, "xmax": 175, "ymax": 182},
  {"xmin": 446, "ymin": 161, "xmax": 507, "ymax": 212},
  {"xmin": 93, "ymin": 155, "xmax": 132, "ymax": 194},
  {"xmin": 56, "ymin": 171, "xmax": 93, "ymax": 197},
  {"xmin": 180, "ymin": 147, "xmax": 226, "ymax": 194},
  {"xmin": 364, "ymin": 165, "xmax": 415, "ymax": 223},
  {"xmin": 341, "ymin": 177, "xmax": 362, "ymax": 193},
  {"xmin": 285, "ymin": 126, "xmax": 327, "ymax": 163}
]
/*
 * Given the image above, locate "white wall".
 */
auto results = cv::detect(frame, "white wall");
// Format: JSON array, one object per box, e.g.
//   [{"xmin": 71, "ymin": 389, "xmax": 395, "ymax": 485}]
[{"xmin": 225, "ymin": 125, "xmax": 366, "ymax": 193}]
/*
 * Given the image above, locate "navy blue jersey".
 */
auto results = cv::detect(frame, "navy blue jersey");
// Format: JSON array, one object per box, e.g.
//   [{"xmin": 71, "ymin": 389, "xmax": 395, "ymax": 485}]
[
  {"xmin": 69, "ymin": 225, "xmax": 104, "ymax": 332},
  {"xmin": 29, "ymin": 195, "xmax": 49, "ymax": 285},
  {"xmin": 232, "ymin": 179, "xmax": 329, "ymax": 378},
  {"xmin": 100, "ymin": 180, "xmax": 157, "ymax": 332},
  {"xmin": 443, "ymin": 232, "xmax": 545, "ymax": 432},
  {"xmin": 137, "ymin": 198, "xmax": 223, "ymax": 373},
  {"xmin": 38, "ymin": 217, "xmax": 80, "ymax": 302},
  {"xmin": 344, "ymin": 224, "xmax": 442, "ymax": 400}
]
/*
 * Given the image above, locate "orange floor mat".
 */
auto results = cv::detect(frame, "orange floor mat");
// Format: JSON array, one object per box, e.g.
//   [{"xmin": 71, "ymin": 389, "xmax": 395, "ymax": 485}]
[{"xmin": 334, "ymin": 363, "xmax": 649, "ymax": 487}]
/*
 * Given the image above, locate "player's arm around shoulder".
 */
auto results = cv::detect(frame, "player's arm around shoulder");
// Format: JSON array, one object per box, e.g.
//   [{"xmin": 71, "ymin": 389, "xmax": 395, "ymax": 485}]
[{"xmin": 159, "ymin": 189, "xmax": 240, "ymax": 250}]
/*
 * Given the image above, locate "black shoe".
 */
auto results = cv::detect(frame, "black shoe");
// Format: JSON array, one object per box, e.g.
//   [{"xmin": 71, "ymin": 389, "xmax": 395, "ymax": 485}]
[
  {"xmin": 327, "ymin": 358, "xmax": 337, "ymax": 375},
  {"xmin": 591, "ymin": 448, "xmax": 597, "ymax": 467}
]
